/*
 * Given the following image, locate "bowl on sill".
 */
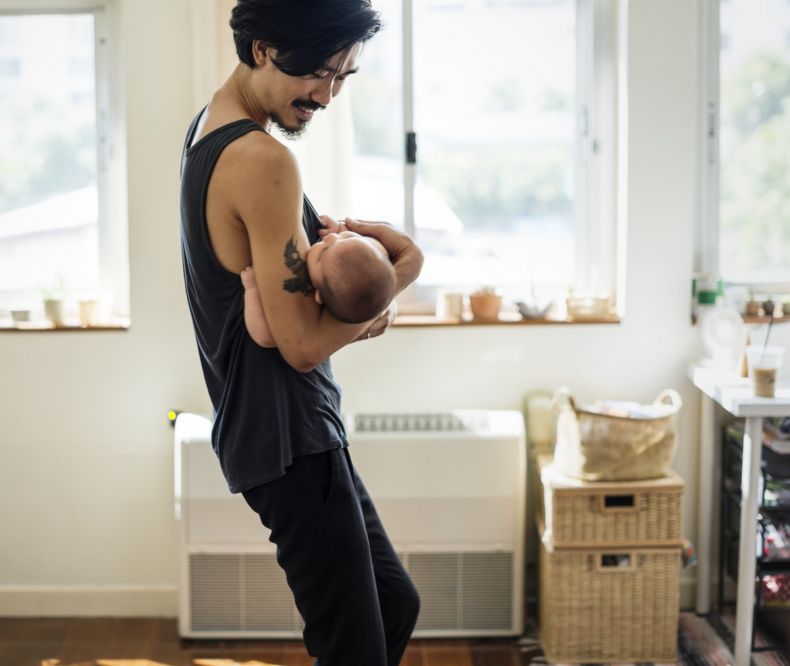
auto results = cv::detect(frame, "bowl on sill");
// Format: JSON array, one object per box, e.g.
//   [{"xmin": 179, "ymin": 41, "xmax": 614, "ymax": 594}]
[
  {"xmin": 516, "ymin": 301, "xmax": 552, "ymax": 320},
  {"xmin": 11, "ymin": 309, "xmax": 31, "ymax": 323}
]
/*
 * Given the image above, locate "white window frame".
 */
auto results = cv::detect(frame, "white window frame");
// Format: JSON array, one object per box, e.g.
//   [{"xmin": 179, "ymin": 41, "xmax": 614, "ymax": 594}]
[
  {"xmin": 396, "ymin": 0, "xmax": 625, "ymax": 312},
  {"xmin": 699, "ymin": 0, "xmax": 721, "ymax": 278},
  {"xmin": 0, "ymin": 0, "xmax": 128, "ymax": 319},
  {"xmin": 699, "ymin": 0, "xmax": 790, "ymax": 294}
]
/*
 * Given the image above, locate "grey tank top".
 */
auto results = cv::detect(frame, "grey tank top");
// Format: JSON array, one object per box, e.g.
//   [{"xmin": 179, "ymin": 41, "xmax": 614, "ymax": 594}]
[{"xmin": 179, "ymin": 109, "xmax": 347, "ymax": 493}]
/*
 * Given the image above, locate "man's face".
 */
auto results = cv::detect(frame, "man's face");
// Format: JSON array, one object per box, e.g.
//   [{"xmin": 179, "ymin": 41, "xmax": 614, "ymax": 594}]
[{"xmin": 262, "ymin": 43, "xmax": 363, "ymax": 138}]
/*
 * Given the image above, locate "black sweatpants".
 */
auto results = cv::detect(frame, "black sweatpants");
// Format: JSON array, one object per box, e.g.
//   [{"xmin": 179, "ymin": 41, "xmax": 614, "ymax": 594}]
[{"xmin": 242, "ymin": 446, "xmax": 421, "ymax": 666}]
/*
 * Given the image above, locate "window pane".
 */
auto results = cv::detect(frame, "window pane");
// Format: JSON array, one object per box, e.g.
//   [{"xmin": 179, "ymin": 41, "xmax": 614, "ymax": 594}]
[
  {"xmin": 349, "ymin": 0, "xmax": 404, "ymax": 227},
  {"xmin": 413, "ymin": 0, "xmax": 576, "ymax": 289},
  {"xmin": 0, "ymin": 13, "xmax": 98, "ymax": 308},
  {"xmin": 720, "ymin": 0, "xmax": 790, "ymax": 282}
]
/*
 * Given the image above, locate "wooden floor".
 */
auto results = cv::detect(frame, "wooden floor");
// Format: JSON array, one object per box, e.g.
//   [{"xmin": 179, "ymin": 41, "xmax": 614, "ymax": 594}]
[
  {"xmin": 0, "ymin": 618, "xmax": 531, "ymax": 666},
  {"xmin": 3, "ymin": 614, "xmax": 789, "ymax": 666}
]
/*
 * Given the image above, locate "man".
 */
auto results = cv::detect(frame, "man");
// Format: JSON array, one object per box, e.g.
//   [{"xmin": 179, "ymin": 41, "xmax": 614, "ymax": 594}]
[{"xmin": 179, "ymin": 1, "xmax": 424, "ymax": 664}]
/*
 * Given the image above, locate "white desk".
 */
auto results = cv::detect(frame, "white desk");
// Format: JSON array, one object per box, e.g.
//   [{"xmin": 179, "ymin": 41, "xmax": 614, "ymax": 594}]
[{"xmin": 690, "ymin": 366, "xmax": 790, "ymax": 666}]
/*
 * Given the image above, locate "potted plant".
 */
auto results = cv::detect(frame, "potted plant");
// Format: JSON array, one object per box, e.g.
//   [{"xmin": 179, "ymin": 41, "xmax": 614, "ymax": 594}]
[{"xmin": 469, "ymin": 286, "xmax": 502, "ymax": 322}]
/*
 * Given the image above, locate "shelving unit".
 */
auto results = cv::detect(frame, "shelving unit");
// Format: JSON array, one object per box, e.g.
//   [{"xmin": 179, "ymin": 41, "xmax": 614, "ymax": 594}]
[{"xmin": 718, "ymin": 424, "xmax": 790, "ymax": 653}]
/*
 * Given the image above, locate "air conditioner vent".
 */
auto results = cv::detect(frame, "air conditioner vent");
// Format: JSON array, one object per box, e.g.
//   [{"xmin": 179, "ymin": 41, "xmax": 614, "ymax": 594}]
[
  {"xmin": 190, "ymin": 553, "xmax": 302, "ymax": 632},
  {"xmin": 402, "ymin": 551, "xmax": 514, "ymax": 632},
  {"xmin": 352, "ymin": 412, "xmax": 488, "ymax": 433}
]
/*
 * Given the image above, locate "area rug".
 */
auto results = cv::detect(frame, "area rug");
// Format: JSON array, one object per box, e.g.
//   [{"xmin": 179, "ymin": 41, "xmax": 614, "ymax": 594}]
[{"xmin": 42, "ymin": 660, "xmax": 284, "ymax": 666}]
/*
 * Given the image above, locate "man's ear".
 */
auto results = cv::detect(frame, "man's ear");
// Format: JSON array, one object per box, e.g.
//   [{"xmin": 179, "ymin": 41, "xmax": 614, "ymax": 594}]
[{"xmin": 251, "ymin": 40, "xmax": 271, "ymax": 68}]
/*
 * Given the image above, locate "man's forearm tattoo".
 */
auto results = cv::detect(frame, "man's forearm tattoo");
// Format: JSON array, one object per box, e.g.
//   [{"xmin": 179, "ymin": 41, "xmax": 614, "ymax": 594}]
[{"xmin": 282, "ymin": 237, "xmax": 315, "ymax": 296}]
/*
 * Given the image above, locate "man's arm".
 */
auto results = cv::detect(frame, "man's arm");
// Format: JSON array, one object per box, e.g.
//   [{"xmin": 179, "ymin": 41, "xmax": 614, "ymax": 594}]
[{"xmin": 226, "ymin": 137, "xmax": 372, "ymax": 372}]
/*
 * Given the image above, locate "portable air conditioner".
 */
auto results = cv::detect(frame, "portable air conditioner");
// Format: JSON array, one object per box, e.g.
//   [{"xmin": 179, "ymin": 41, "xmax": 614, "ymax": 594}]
[{"xmin": 174, "ymin": 410, "xmax": 526, "ymax": 639}]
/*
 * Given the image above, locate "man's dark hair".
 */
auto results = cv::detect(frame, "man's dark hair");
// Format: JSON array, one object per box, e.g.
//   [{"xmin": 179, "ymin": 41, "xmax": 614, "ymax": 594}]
[{"xmin": 230, "ymin": 0, "xmax": 382, "ymax": 75}]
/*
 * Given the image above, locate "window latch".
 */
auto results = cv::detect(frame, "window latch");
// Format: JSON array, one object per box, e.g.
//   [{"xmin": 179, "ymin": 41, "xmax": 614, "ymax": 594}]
[
  {"xmin": 707, "ymin": 101, "xmax": 718, "ymax": 166},
  {"xmin": 405, "ymin": 131, "xmax": 417, "ymax": 164}
]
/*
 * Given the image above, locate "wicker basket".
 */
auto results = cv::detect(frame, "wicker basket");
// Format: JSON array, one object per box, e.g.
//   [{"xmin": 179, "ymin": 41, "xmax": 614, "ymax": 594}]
[
  {"xmin": 538, "ymin": 534, "xmax": 680, "ymax": 663},
  {"xmin": 539, "ymin": 463, "xmax": 684, "ymax": 548},
  {"xmin": 553, "ymin": 388, "xmax": 682, "ymax": 481}
]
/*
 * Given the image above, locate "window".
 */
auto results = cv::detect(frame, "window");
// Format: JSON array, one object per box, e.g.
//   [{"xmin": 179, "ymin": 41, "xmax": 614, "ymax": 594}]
[
  {"xmin": 0, "ymin": 1, "xmax": 128, "ymax": 326},
  {"xmin": 345, "ymin": 0, "xmax": 622, "ymax": 312},
  {"xmin": 702, "ymin": 0, "xmax": 790, "ymax": 288}
]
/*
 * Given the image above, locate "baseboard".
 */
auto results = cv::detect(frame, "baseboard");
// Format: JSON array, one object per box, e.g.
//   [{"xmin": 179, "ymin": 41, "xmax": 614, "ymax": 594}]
[
  {"xmin": 0, "ymin": 578, "xmax": 700, "ymax": 618},
  {"xmin": 679, "ymin": 575, "xmax": 695, "ymax": 610},
  {"xmin": 0, "ymin": 584, "xmax": 177, "ymax": 616}
]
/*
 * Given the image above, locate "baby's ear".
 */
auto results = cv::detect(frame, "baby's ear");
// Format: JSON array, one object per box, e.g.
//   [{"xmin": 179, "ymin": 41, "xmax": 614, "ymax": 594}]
[{"xmin": 314, "ymin": 289, "xmax": 323, "ymax": 305}]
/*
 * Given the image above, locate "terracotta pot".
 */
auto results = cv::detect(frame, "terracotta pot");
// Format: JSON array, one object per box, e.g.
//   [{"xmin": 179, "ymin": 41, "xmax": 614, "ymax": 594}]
[
  {"xmin": 469, "ymin": 292, "xmax": 502, "ymax": 322},
  {"xmin": 745, "ymin": 300, "xmax": 761, "ymax": 316}
]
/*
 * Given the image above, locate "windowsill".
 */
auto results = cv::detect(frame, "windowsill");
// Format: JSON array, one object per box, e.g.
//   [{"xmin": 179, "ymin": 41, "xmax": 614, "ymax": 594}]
[
  {"xmin": 393, "ymin": 313, "xmax": 621, "ymax": 327},
  {"xmin": 742, "ymin": 314, "xmax": 790, "ymax": 325},
  {"xmin": 0, "ymin": 317, "xmax": 130, "ymax": 332},
  {"xmin": 691, "ymin": 313, "xmax": 790, "ymax": 326}
]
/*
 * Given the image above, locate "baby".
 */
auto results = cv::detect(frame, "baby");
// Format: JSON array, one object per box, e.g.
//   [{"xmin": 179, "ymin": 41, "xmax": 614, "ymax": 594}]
[{"xmin": 242, "ymin": 216, "xmax": 397, "ymax": 347}]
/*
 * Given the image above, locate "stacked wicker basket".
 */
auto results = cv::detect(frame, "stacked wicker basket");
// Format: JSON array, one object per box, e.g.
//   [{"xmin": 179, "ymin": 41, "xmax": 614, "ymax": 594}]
[{"xmin": 536, "ymin": 454, "xmax": 685, "ymax": 663}]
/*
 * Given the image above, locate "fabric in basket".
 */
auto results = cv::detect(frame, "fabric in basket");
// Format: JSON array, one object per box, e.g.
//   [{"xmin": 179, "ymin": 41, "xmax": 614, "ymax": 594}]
[{"xmin": 552, "ymin": 388, "xmax": 682, "ymax": 481}]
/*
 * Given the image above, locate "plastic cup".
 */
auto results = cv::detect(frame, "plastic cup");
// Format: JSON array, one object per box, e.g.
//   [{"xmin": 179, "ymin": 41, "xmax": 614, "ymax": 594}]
[
  {"xmin": 745, "ymin": 345, "xmax": 784, "ymax": 398},
  {"xmin": 78, "ymin": 298, "xmax": 97, "ymax": 327}
]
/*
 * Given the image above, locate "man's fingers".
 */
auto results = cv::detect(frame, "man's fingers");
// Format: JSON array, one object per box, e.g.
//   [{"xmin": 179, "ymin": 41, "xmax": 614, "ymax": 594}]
[
  {"xmin": 368, "ymin": 306, "xmax": 396, "ymax": 338},
  {"xmin": 344, "ymin": 217, "xmax": 395, "ymax": 230}
]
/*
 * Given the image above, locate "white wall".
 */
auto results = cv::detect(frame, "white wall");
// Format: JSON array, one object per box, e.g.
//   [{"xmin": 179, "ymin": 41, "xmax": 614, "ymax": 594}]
[{"xmin": 0, "ymin": 0, "xmax": 705, "ymax": 615}]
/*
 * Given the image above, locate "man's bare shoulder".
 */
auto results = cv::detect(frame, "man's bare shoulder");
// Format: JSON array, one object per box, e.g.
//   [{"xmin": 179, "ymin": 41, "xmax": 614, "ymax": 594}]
[
  {"xmin": 215, "ymin": 130, "xmax": 302, "ymax": 232},
  {"xmin": 223, "ymin": 130, "xmax": 299, "ymax": 183}
]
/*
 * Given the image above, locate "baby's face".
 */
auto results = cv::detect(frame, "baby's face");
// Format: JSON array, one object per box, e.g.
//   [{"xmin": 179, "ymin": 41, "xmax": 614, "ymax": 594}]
[{"xmin": 306, "ymin": 230, "xmax": 388, "ymax": 291}]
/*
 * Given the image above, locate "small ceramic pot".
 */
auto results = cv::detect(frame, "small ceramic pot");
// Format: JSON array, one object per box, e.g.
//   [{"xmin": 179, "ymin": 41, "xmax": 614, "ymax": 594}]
[
  {"xmin": 745, "ymin": 300, "xmax": 762, "ymax": 316},
  {"xmin": 43, "ymin": 298, "xmax": 65, "ymax": 327},
  {"xmin": 469, "ymin": 292, "xmax": 502, "ymax": 322}
]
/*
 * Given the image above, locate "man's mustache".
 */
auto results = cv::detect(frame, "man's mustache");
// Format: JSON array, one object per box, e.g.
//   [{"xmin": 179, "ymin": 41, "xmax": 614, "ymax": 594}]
[{"xmin": 293, "ymin": 100, "xmax": 326, "ymax": 112}]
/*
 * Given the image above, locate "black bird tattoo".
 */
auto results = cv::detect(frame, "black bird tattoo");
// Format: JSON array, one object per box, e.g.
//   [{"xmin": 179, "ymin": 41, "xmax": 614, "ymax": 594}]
[{"xmin": 282, "ymin": 237, "xmax": 315, "ymax": 296}]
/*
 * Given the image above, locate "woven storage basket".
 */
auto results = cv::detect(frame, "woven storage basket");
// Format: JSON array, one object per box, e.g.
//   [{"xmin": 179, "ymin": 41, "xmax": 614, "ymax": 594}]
[
  {"xmin": 553, "ymin": 388, "xmax": 682, "ymax": 481},
  {"xmin": 539, "ymin": 463, "xmax": 684, "ymax": 548},
  {"xmin": 538, "ymin": 534, "xmax": 680, "ymax": 663}
]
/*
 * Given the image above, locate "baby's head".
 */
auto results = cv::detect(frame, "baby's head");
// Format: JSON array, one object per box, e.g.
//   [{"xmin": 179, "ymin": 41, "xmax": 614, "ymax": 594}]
[{"xmin": 306, "ymin": 231, "xmax": 396, "ymax": 323}]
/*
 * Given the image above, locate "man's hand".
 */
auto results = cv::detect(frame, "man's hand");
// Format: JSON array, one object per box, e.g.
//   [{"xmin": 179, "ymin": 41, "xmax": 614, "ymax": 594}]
[
  {"xmin": 343, "ymin": 218, "xmax": 423, "ymax": 293},
  {"xmin": 356, "ymin": 300, "xmax": 398, "ymax": 342}
]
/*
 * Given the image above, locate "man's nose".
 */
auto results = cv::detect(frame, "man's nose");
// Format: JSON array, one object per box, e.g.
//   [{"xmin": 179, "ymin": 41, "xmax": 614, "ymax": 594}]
[{"xmin": 311, "ymin": 78, "xmax": 335, "ymax": 107}]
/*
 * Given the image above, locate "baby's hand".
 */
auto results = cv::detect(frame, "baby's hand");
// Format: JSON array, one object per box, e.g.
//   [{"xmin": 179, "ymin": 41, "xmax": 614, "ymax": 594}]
[
  {"xmin": 241, "ymin": 266, "xmax": 258, "ymax": 291},
  {"xmin": 241, "ymin": 265, "xmax": 276, "ymax": 348},
  {"xmin": 318, "ymin": 214, "xmax": 348, "ymax": 237}
]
